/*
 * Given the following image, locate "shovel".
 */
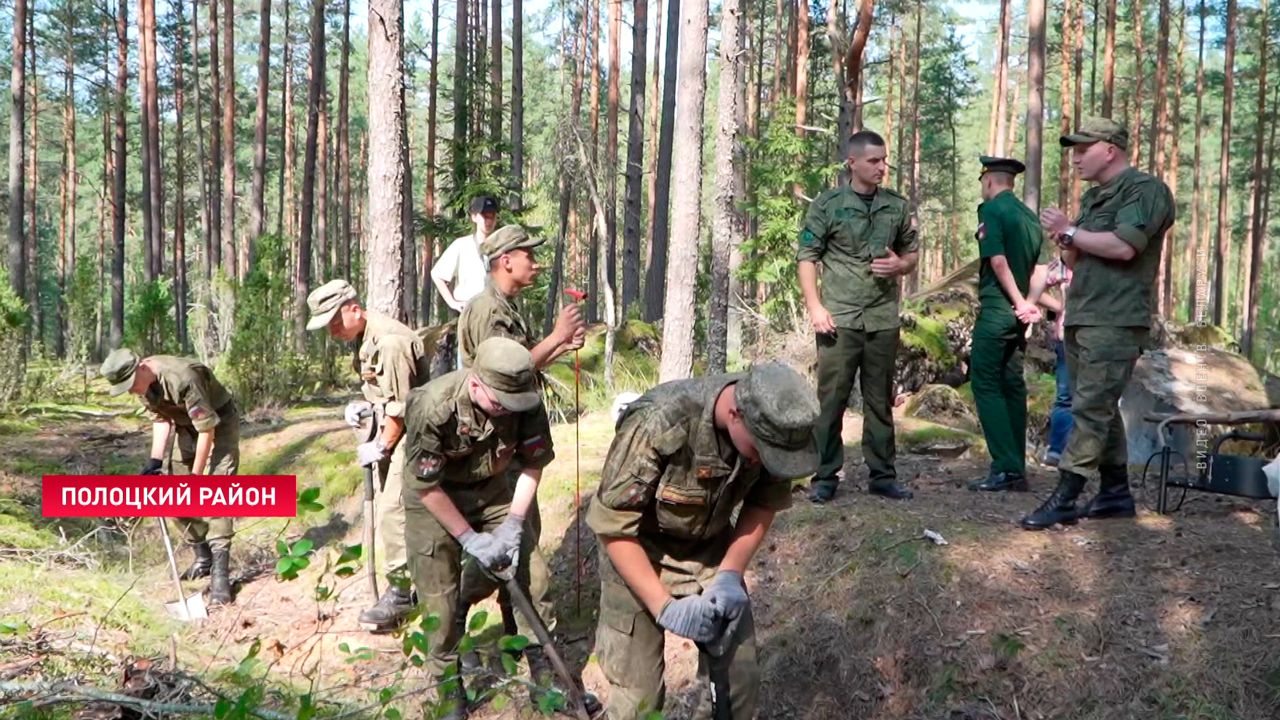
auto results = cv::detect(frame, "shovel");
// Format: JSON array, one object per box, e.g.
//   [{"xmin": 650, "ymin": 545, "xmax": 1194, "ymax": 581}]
[
  {"xmin": 354, "ymin": 408, "xmax": 381, "ymax": 602},
  {"xmin": 158, "ymin": 518, "xmax": 207, "ymax": 621}
]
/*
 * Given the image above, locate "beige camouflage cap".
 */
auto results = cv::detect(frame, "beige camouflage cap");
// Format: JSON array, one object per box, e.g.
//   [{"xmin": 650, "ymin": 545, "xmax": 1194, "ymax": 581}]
[
  {"xmin": 472, "ymin": 337, "xmax": 542, "ymax": 412},
  {"xmin": 1059, "ymin": 117, "xmax": 1129, "ymax": 151},
  {"xmin": 101, "ymin": 348, "xmax": 141, "ymax": 396},
  {"xmin": 305, "ymin": 279, "xmax": 359, "ymax": 331},
  {"xmin": 734, "ymin": 363, "xmax": 820, "ymax": 479}
]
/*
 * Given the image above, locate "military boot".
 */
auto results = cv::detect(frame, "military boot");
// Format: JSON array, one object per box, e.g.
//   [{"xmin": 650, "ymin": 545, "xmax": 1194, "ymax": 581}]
[
  {"xmin": 359, "ymin": 584, "xmax": 415, "ymax": 627},
  {"xmin": 808, "ymin": 478, "xmax": 838, "ymax": 504},
  {"xmin": 208, "ymin": 548, "xmax": 233, "ymax": 605},
  {"xmin": 525, "ymin": 646, "xmax": 602, "ymax": 717},
  {"xmin": 453, "ymin": 601, "xmax": 482, "ymax": 673},
  {"xmin": 968, "ymin": 471, "xmax": 1029, "ymax": 492},
  {"xmin": 434, "ymin": 674, "xmax": 468, "ymax": 720},
  {"xmin": 1080, "ymin": 464, "xmax": 1136, "ymax": 519},
  {"xmin": 868, "ymin": 478, "xmax": 914, "ymax": 499},
  {"xmin": 180, "ymin": 541, "xmax": 213, "ymax": 580},
  {"xmin": 1019, "ymin": 471, "xmax": 1087, "ymax": 530}
]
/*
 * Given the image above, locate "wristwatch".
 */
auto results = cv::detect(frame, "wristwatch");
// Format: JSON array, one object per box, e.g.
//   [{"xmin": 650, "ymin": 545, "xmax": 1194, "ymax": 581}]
[{"xmin": 1060, "ymin": 225, "xmax": 1078, "ymax": 246}]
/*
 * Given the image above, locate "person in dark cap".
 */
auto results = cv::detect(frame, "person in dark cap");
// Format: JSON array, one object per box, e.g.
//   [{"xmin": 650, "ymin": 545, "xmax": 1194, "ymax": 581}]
[
  {"xmin": 967, "ymin": 156, "xmax": 1052, "ymax": 493},
  {"xmin": 399, "ymin": 337, "xmax": 597, "ymax": 719},
  {"xmin": 100, "ymin": 348, "xmax": 239, "ymax": 605},
  {"xmin": 587, "ymin": 363, "xmax": 819, "ymax": 720},
  {"xmin": 431, "ymin": 195, "xmax": 500, "ymax": 317},
  {"xmin": 1021, "ymin": 117, "xmax": 1174, "ymax": 530}
]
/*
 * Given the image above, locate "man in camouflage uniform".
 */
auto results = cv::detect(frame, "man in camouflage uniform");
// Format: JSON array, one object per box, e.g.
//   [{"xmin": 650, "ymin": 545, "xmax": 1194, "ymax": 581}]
[
  {"xmin": 101, "ymin": 348, "xmax": 239, "ymax": 605},
  {"xmin": 454, "ymin": 224, "xmax": 585, "ymax": 689},
  {"xmin": 1022, "ymin": 117, "xmax": 1174, "ymax": 530},
  {"xmin": 587, "ymin": 363, "xmax": 818, "ymax": 720},
  {"xmin": 307, "ymin": 278, "xmax": 432, "ymax": 626},
  {"xmin": 798, "ymin": 130, "xmax": 920, "ymax": 503},
  {"xmin": 967, "ymin": 156, "xmax": 1051, "ymax": 493},
  {"xmin": 400, "ymin": 337, "xmax": 570, "ymax": 720}
]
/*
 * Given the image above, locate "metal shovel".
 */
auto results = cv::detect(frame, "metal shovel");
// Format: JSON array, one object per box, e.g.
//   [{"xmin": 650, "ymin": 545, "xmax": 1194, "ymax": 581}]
[{"xmin": 158, "ymin": 518, "xmax": 207, "ymax": 621}]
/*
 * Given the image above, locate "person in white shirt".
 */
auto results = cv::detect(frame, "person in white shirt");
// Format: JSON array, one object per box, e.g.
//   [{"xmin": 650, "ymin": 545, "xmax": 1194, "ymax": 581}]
[{"xmin": 431, "ymin": 195, "xmax": 499, "ymax": 312}]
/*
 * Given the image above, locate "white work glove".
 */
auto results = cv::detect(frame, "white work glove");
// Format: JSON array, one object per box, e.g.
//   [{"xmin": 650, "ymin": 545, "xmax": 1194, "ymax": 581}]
[
  {"xmin": 356, "ymin": 440, "xmax": 387, "ymax": 468},
  {"xmin": 345, "ymin": 401, "xmax": 373, "ymax": 428}
]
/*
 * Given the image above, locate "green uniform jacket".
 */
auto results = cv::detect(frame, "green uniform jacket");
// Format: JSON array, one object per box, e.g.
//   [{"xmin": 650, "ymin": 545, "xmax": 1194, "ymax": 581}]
[
  {"xmin": 401, "ymin": 370, "xmax": 555, "ymax": 499},
  {"xmin": 1067, "ymin": 166, "xmax": 1175, "ymax": 328},
  {"xmin": 585, "ymin": 375, "xmax": 793, "ymax": 562},
  {"xmin": 456, "ymin": 284, "xmax": 534, "ymax": 369},
  {"xmin": 976, "ymin": 189, "xmax": 1050, "ymax": 316},
  {"xmin": 354, "ymin": 309, "xmax": 432, "ymax": 419},
  {"xmin": 141, "ymin": 356, "xmax": 234, "ymax": 431},
  {"xmin": 796, "ymin": 186, "xmax": 920, "ymax": 331}
]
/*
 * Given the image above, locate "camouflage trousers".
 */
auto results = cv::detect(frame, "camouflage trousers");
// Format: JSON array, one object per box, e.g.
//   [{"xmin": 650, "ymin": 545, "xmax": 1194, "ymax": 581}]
[
  {"xmin": 1059, "ymin": 325, "xmax": 1146, "ymax": 476},
  {"xmin": 373, "ymin": 442, "xmax": 408, "ymax": 578},
  {"xmin": 595, "ymin": 542, "xmax": 760, "ymax": 720},
  {"xmin": 168, "ymin": 407, "xmax": 239, "ymax": 551},
  {"xmin": 458, "ymin": 495, "xmax": 555, "ymax": 634}
]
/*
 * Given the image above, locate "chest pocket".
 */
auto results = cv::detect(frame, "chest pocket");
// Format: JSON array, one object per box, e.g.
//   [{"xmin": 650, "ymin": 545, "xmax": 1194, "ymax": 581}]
[
  {"xmin": 834, "ymin": 207, "xmax": 872, "ymax": 260},
  {"xmin": 654, "ymin": 455, "xmax": 731, "ymax": 540}
]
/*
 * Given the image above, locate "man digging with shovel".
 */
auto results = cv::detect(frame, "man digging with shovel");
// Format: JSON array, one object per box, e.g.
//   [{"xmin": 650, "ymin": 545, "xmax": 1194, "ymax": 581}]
[{"xmin": 587, "ymin": 363, "xmax": 819, "ymax": 720}]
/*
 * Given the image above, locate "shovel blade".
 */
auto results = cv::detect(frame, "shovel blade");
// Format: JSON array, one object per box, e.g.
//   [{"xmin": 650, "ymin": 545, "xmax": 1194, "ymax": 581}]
[{"xmin": 165, "ymin": 593, "xmax": 208, "ymax": 621}]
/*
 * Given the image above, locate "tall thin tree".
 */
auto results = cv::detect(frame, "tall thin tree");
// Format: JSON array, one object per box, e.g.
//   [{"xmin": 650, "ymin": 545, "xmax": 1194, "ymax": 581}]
[
  {"xmin": 111, "ymin": 0, "xmax": 128, "ymax": 348},
  {"xmin": 1242, "ymin": 0, "xmax": 1268, "ymax": 357},
  {"xmin": 296, "ymin": 0, "xmax": 325, "ymax": 346},
  {"xmin": 1211, "ymin": 0, "xmax": 1236, "ymax": 326},
  {"xmin": 709, "ymin": 0, "xmax": 747, "ymax": 374},
  {"xmin": 605, "ymin": 0, "xmax": 621, "ymax": 318},
  {"xmin": 989, "ymin": 0, "xmax": 1011, "ymax": 156},
  {"xmin": 251, "ymin": 0, "xmax": 273, "ymax": 243},
  {"xmin": 1025, "ymin": 0, "xmax": 1047, "ymax": 212},
  {"xmin": 1187, "ymin": 0, "xmax": 1206, "ymax": 321},
  {"xmin": 175, "ymin": 0, "xmax": 190, "ymax": 351},
  {"xmin": 645, "ymin": 0, "xmax": 679, "ymax": 322},
  {"xmin": 223, "ymin": 0, "xmax": 238, "ymax": 278},
  {"xmin": 622, "ymin": 0, "xmax": 647, "ymax": 316},
  {"xmin": 1102, "ymin": 0, "xmax": 1117, "ymax": 115},
  {"xmin": 366, "ymin": 0, "xmax": 407, "ymax": 315},
  {"xmin": 339, "ymin": 0, "xmax": 352, "ymax": 276},
  {"xmin": 8, "ymin": 0, "xmax": 27, "ymax": 305}
]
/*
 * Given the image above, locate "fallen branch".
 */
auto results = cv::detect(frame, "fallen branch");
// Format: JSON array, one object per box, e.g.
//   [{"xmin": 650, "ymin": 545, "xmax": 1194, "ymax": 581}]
[{"xmin": 0, "ymin": 680, "xmax": 296, "ymax": 720}]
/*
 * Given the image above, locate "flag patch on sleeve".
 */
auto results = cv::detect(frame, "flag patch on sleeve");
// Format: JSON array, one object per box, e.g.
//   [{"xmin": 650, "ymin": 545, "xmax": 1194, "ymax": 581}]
[
  {"xmin": 522, "ymin": 435, "xmax": 547, "ymax": 457},
  {"xmin": 416, "ymin": 453, "xmax": 444, "ymax": 478},
  {"xmin": 976, "ymin": 222, "xmax": 987, "ymax": 240}
]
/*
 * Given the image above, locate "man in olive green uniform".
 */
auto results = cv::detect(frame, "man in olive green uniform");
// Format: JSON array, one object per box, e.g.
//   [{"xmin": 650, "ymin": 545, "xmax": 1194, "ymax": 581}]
[
  {"xmin": 307, "ymin": 279, "xmax": 432, "ymax": 626},
  {"xmin": 588, "ymin": 363, "xmax": 819, "ymax": 720},
  {"xmin": 453, "ymin": 224, "xmax": 585, "ymax": 684},
  {"xmin": 799, "ymin": 130, "xmax": 920, "ymax": 503},
  {"xmin": 400, "ymin": 337, "xmax": 563, "ymax": 720},
  {"xmin": 968, "ymin": 156, "xmax": 1051, "ymax": 493},
  {"xmin": 101, "ymin": 348, "xmax": 239, "ymax": 605},
  {"xmin": 1022, "ymin": 118, "xmax": 1174, "ymax": 530}
]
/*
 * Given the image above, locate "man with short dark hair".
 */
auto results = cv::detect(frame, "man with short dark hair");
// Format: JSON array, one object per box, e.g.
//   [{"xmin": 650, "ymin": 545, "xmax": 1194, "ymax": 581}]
[
  {"xmin": 431, "ymin": 196, "xmax": 500, "ymax": 314},
  {"xmin": 1022, "ymin": 117, "xmax": 1174, "ymax": 530},
  {"xmin": 798, "ymin": 129, "xmax": 920, "ymax": 503}
]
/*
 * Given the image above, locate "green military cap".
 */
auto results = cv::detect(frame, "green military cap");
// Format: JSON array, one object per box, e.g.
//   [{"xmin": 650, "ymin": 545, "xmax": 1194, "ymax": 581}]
[
  {"xmin": 979, "ymin": 155, "xmax": 1026, "ymax": 177},
  {"xmin": 101, "ymin": 348, "xmax": 141, "ymax": 396},
  {"xmin": 1060, "ymin": 116, "xmax": 1129, "ymax": 151},
  {"xmin": 481, "ymin": 225, "xmax": 545, "ymax": 265},
  {"xmin": 305, "ymin": 278, "xmax": 359, "ymax": 331},
  {"xmin": 472, "ymin": 337, "xmax": 542, "ymax": 412},
  {"xmin": 734, "ymin": 363, "xmax": 820, "ymax": 479}
]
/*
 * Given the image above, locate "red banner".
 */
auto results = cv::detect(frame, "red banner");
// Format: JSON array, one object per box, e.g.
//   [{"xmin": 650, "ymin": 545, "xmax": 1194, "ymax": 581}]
[{"xmin": 41, "ymin": 475, "xmax": 299, "ymax": 518}]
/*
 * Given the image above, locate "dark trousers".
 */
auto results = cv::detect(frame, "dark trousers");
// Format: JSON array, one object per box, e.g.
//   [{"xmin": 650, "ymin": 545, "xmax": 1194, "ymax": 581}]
[
  {"xmin": 970, "ymin": 311, "xmax": 1028, "ymax": 475},
  {"xmin": 814, "ymin": 327, "xmax": 899, "ymax": 484}
]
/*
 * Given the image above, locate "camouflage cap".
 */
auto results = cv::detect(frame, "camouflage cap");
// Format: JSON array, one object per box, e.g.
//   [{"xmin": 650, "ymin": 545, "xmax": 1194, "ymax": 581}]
[
  {"xmin": 305, "ymin": 279, "xmax": 359, "ymax": 331},
  {"xmin": 979, "ymin": 155, "xmax": 1026, "ymax": 177},
  {"xmin": 101, "ymin": 348, "xmax": 141, "ymax": 396},
  {"xmin": 472, "ymin": 337, "xmax": 542, "ymax": 413},
  {"xmin": 734, "ymin": 363, "xmax": 820, "ymax": 479},
  {"xmin": 481, "ymin": 225, "xmax": 545, "ymax": 267},
  {"xmin": 1059, "ymin": 117, "xmax": 1129, "ymax": 150}
]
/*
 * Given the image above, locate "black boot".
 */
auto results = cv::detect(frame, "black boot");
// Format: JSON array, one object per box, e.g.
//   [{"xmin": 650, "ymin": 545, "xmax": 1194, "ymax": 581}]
[
  {"xmin": 453, "ymin": 601, "xmax": 482, "ymax": 672},
  {"xmin": 434, "ymin": 674, "xmax": 468, "ymax": 720},
  {"xmin": 359, "ymin": 584, "xmax": 415, "ymax": 627},
  {"xmin": 869, "ymin": 478, "xmax": 914, "ymax": 499},
  {"xmin": 525, "ymin": 646, "xmax": 602, "ymax": 717},
  {"xmin": 968, "ymin": 471, "xmax": 1029, "ymax": 492},
  {"xmin": 1020, "ymin": 471, "xmax": 1087, "ymax": 530},
  {"xmin": 808, "ymin": 478, "xmax": 838, "ymax": 504},
  {"xmin": 180, "ymin": 541, "xmax": 213, "ymax": 580},
  {"xmin": 208, "ymin": 548, "xmax": 233, "ymax": 605},
  {"xmin": 1080, "ymin": 464, "xmax": 1136, "ymax": 519}
]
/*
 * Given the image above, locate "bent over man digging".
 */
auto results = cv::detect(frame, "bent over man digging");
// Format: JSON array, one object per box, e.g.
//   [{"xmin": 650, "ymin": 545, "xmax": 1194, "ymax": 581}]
[
  {"xmin": 587, "ymin": 363, "xmax": 819, "ymax": 720},
  {"xmin": 101, "ymin": 348, "xmax": 240, "ymax": 605}
]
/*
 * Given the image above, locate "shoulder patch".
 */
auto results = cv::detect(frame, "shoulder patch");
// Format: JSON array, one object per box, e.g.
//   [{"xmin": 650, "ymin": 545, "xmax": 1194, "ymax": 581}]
[
  {"xmin": 976, "ymin": 222, "xmax": 987, "ymax": 240},
  {"xmin": 800, "ymin": 229, "xmax": 818, "ymax": 247},
  {"xmin": 415, "ymin": 453, "xmax": 444, "ymax": 478}
]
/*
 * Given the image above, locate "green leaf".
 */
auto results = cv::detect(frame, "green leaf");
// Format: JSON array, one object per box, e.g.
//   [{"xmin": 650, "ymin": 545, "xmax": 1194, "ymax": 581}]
[
  {"xmin": 275, "ymin": 557, "xmax": 294, "ymax": 578},
  {"xmin": 314, "ymin": 586, "xmax": 331, "ymax": 602},
  {"xmin": 384, "ymin": 709, "xmax": 402, "ymax": 720},
  {"xmin": 275, "ymin": 539, "xmax": 290, "ymax": 557},
  {"xmin": 292, "ymin": 538, "xmax": 314, "ymax": 556},
  {"xmin": 335, "ymin": 567, "xmax": 355, "ymax": 578},
  {"xmin": 498, "ymin": 634, "xmax": 530, "ymax": 652},
  {"xmin": 300, "ymin": 487, "xmax": 321, "ymax": 503},
  {"xmin": 492, "ymin": 693, "xmax": 509, "ymax": 712},
  {"xmin": 457, "ymin": 635, "xmax": 474, "ymax": 654},
  {"xmin": 339, "ymin": 642, "xmax": 351, "ymax": 653},
  {"xmin": 500, "ymin": 652, "xmax": 519, "ymax": 676},
  {"xmin": 420, "ymin": 614, "xmax": 441, "ymax": 633},
  {"xmin": 338, "ymin": 543, "xmax": 363, "ymax": 564},
  {"xmin": 467, "ymin": 609, "xmax": 489, "ymax": 632}
]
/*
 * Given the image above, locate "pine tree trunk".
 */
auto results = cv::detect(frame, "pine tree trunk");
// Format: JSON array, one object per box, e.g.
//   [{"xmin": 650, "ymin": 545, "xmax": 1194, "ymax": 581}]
[
  {"xmin": 885, "ymin": 18, "xmax": 896, "ymax": 187},
  {"xmin": 422, "ymin": 0, "xmax": 440, "ymax": 323},
  {"xmin": 317, "ymin": 89, "xmax": 329, "ymax": 278},
  {"xmin": 587, "ymin": 0, "xmax": 601, "ymax": 322},
  {"xmin": 510, "ymin": 0, "xmax": 523, "ymax": 207},
  {"xmin": 139, "ymin": 0, "xmax": 157, "ymax": 282},
  {"xmin": 1007, "ymin": 58, "xmax": 1023, "ymax": 151},
  {"xmin": 281, "ymin": 0, "xmax": 295, "ymax": 238},
  {"xmin": 658, "ymin": 0, "xmax": 708, "ymax": 381},
  {"xmin": 111, "ymin": 0, "xmax": 128, "ymax": 349},
  {"xmin": 645, "ymin": 0, "xmax": 679, "ymax": 322},
  {"xmin": 785, "ymin": 0, "xmax": 797, "ymax": 96},
  {"xmin": 251, "ymin": 0, "xmax": 272, "ymax": 243},
  {"xmin": 1071, "ymin": 0, "xmax": 1084, "ymax": 212},
  {"xmin": 772, "ymin": 0, "xmax": 784, "ymax": 102},
  {"xmin": 794, "ymin": 0, "xmax": 810, "ymax": 132},
  {"xmin": 604, "ymin": 0, "xmax": 620, "ymax": 325},
  {"xmin": 98, "ymin": 34, "xmax": 108, "ymax": 360},
  {"xmin": 1161, "ymin": 4, "xmax": 1184, "ymax": 319},
  {"xmin": 1129, "ymin": 0, "xmax": 1144, "ymax": 166},
  {"xmin": 209, "ymin": 0, "xmax": 223, "ymax": 270},
  {"xmin": 906, "ymin": 0, "xmax": 921, "ymax": 294},
  {"xmin": 1025, "ymin": 0, "xmax": 1046, "ymax": 212},
  {"xmin": 1089, "ymin": 0, "xmax": 1099, "ymax": 114},
  {"xmin": 56, "ymin": 8, "xmax": 75, "ymax": 359},
  {"xmin": 1242, "ymin": 0, "xmax": 1267, "ymax": 358},
  {"xmin": 989, "ymin": 0, "xmax": 1011, "ymax": 156},
  {"xmin": 489, "ymin": 0, "xmax": 502, "ymax": 160},
  {"xmin": 176, "ymin": 2, "xmax": 190, "ymax": 352},
  {"xmin": 27, "ymin": 11, "xmax": 41, "ymax": 346},
  {"xmin": 622, "ymin": 0, "xmax": 647, "ymax": 318},
  {"xmin": 842, "ymin": 0, "xmax": 875, "ymax": 145},
  {"xmin": 191, "ymin": 0, "xmax": 213, "ymax": 282},
  {"xmin": 339, "ymin": 0, "xmax": 352, "ymax": 277},
  {"xmin": 645, "ymin": 0, "xmax": 664, "ymax": 263},
  {"xmin": 1058, "ymin": 0, "xmax": 1073, "ymax": 210},
  {"xmin": 222, "ymin": 0, "xmax": 238, "ymax": 279},
  {"xmin": 1187, "ymin": 0, "xmax": 1205, "ymax": 321},
  {"xmin": 366, "ymin": 0, "xmax": 407, "ymax": 316},
  {"xmin": 296, "ymin": 0, "xmax": 325, "ymax": 348},
  {"xmin": 1102, "ymin": 0, "xmax": 1116, "ymax": 115},
  {"xmin": 710, "ymin": 0, "xmax": 747, "ymax": 374},
  {"xmin": 1211, "ymin": 0, "xmax": 1236, "ymax": 327},
  {"xmin": 895, "ymin": 24, "xmax": 906, "ymax": 194},
  {"xmin": 1148, "ymin": 0, "xmax": 1168, "ymax": 179},
  {"xmin": 8, "ymin": 0, "xmax": 27, "ymax": 307}
]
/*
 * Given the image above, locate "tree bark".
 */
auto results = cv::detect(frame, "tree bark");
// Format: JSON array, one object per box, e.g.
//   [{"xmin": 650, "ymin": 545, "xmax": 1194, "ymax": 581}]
[
  {"xmin": 1129, "ymin": 0, "xmax": 1145, "ymax": 166},
  {"xmin": 793, "ymin": 0, "xmax": 810, "ymax": 133},
  {"xmin": 1161, "ymin": 3, "xmax": 1183, "ymax": 319},
  {"xmin": 139, "ymin": 0, "xmax": 158, "ymax": 281},
  {"xmin": 1102, "ymin": 0, "xmax": 1116, "ymax": 116},
  {"xmin": 317, "ymin": 85, "xmax": 329, "ymax": 278},
  {"xmin": 842, "ymin": 0, "xmax": 875, "ymax": 142},
  {"xmin": 989, "ymin": 0, "xmax": 1011, "ymax": 156},
  {"xmin": 209, "ymin": 0, "xmax": 223, "ymax": 270},
  {"xmin": 658, "ymin": 0, "xmax": 708, "ymax": 381},
  {"xmin": 1071, "ymin": 0, "xmax": 1084, "ymax": 212},
  {"xmin": 1058, "ymin": 0, "xmax": 1073, "ymax": 210},
  {"xmin": 885, "ymin": 18, "xmax": 896, "ymax": 188},
  {"xmin": 1024, "ymin": 0, "xmax": 1046, "ymax": 213},
  {"xmin": 645, "ymin": 0, "xmax": 679, "ymax": 322},
  {"xmin": 1148, "ymin": 0, "xmax": 1168, "ymax": 179},
  {"xmin": 510, "ymin": 0, "xmax": 523, "ymax": 208},
  {"xmin": 1007, "ymin": 57, "xmax": 1022, "ymax": 152},
  {"xmin": 1211, "ymin": 0, "xmax": 1236, "ymax": 327},
  {"xmin": 223, "ymin": 0, "xmax": 239, "ymax": 279},
  {"xmin": 490, "ymin": 0, "xmax": 502, "ymax": 161},
  {"xmin": 339, "ymin": 0, "xmax": 352, "ymax": 277},
  {"xmin": 98, "ymin": 31, "xmax": 109, "ymax": 360},
  {"xmin": 191, "ymin": 0, "xmax": 213, "ymax": 284},
  {"xmin": 1242, "ymin": 0, "xmax": 1267, "ymax": 358},
  {"xmin": 251, "ymin": 0, "xmax": 272, "ymax": 243},
  {"xmin": 906, "ymin": 0, "xmax": 921, "ymax": 294},
  {"xmin": 111, "ymin": 0, "xmax": 128, "ymax": 349},
  {"xmin": 645, "ymin": 0, "xmax": 664, "ymax": 269},
  {"xmin": 1089, "ymin": 0, "xmax": 1099, "ymax": 114},
  {"xmin": 296, "ymin": 0, "xmax": 325, "ymax": 347},
  {"xmin": 622, "ymin": 0, "xmax": 647, "ymax": 318},
  {"xmin": 56, "ymin": 5, "xmax": 76, "ymax": 358},
  {"xmin": 365, "ymin": 0, "xmax": 407, "ymax": 316},
  {"xmin": 8, "ymin": 0, "xmax": 27, "ymax": 307},
  {"xmin": 603, "ymin": 0, "xmax": 621, "ymax": 323},
  {"xmin": 709, "ymin": 0, "xmax": 747, "ymax": 374},
  {"xmin": 587, "ymin": 0, "xmax": 601, "ymax": 321},
  {"xmin": 423, "ymin": 0, "xmax": 440, "ymax": 323},
  {"xmin": 1187, "ymin": 0, "xmax": 1205, "ymax": 321},
  {"xmin": 175, "ymin": 1, "xmax": 190, "ymax": 352},
  {"xmin": 280, "ymin": 0, "xmax": 296, "ymax": 238},
  {"xmin": 772, "ymin": 0, "xmax": 784, "ymax": 102}
]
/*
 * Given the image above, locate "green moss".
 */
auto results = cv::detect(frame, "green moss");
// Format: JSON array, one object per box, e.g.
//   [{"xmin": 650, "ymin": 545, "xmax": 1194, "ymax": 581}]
[
  {"xmin": 1025, "ymin": 373, "xmax": 1057, "ymax": 419},
  {"xmin": 898, "ymin": 424, "xmax": 978, "ymax": 446},
  {"xmin": 956, "ymin": 382, "xmax": 973, "ymax": 405},
  {"xmin": 0, "ymin": 417, "xmax": 37, "ymax": 436},
  {"xmin": 901, "ymin": 314, "xmax": 956, "ymax": 367},
  {"xmin": 0, "ymin": 508, "xmax": 61, "ymax": 549}
]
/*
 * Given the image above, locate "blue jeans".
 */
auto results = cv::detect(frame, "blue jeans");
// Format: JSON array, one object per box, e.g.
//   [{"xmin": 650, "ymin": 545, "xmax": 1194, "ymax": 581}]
[{"xmin": 1047, "ymin": 339, "xmax": 1074, "ymax": 455}]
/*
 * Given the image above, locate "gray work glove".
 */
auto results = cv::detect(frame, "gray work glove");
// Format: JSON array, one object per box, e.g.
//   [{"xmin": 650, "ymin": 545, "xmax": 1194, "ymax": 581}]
[
  {"xmin": 492, "ymin": 513, "xmax": 525, "ymax": 556},
  {"xmin": 344, "ymin": 401, "xmax": 373, "ymax": 429},
  {"xmin": 457, "ymin": 529, "xmax": 514, "ymax": 571},
  {"xmin": 656, "ymin": 594, "xmax": 724, "ymax": 644},
  {"xmin": 702, "ymin": 570, "xmax": 750, "ymax": 657}
]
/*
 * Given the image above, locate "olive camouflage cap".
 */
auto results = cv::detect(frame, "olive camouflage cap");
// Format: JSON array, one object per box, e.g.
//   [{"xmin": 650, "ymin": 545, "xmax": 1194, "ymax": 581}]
[
  {"xmin": 481, "ymin": 225, "xmax": 545, "ymax": 268},
  {"xmin": 472, "ymin": 337, "xmax": 542, "ymax": 413},
  {"xmin": 734, "ymin": 363, "xmax": 820, "ymax": 479},
  {"xmin": 1059, "ymin": 117, "xmax": 1129, "ymax": 151},
  {"xmin": 101, "ymin": 348, "xmax": 141, "ymax": 396},
  {"xmin": 305, "ymin": 279, "xmax": 360, "ymax": 331}
]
